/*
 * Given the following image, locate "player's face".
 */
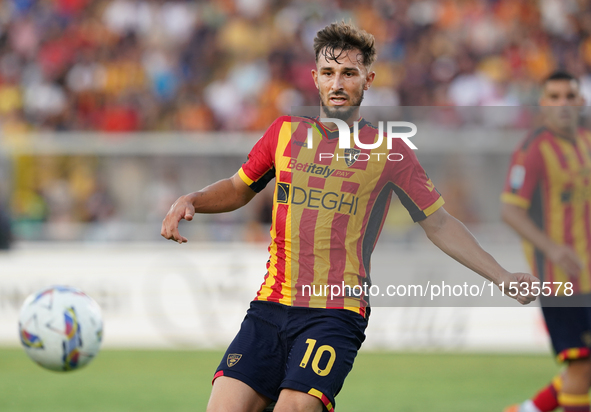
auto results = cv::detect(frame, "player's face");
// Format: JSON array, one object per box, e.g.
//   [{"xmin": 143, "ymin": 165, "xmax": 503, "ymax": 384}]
[
  {"xmin": 539, "ymin": 80, "xmax": 585, "ymax": 131},
  {"xmin": 312, "ymin": 48, "xmax": 375, "ymax": 122}
]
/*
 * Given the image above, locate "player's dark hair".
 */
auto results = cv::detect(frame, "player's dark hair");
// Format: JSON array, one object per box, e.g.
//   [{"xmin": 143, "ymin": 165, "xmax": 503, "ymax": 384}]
[
  {"xmin": 314, "ymin": 21, "xmax": 377, "ymax": 68},
  {"xmin": 543, "ymin": 70, "xmax": 579, "ymax": 86}
]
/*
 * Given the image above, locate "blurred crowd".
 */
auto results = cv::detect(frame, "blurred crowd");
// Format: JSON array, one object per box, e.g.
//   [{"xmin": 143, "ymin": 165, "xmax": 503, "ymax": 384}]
[
  {"xmin": 1, "ymin": 0, "xmax": 591, "ymax": 134},
  {"xmin": 3, "ymin": 0, "xmax": 591, "ymax": 241}
]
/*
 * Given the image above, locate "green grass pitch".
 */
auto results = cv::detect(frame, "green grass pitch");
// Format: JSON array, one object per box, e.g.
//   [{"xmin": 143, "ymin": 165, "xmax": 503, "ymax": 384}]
[{"xmin": 0, "ymin": 348, "xmax": 559, "ymax": 411}]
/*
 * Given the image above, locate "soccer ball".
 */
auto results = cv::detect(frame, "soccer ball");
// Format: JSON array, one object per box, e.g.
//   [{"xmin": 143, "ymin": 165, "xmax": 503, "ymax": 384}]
[{"xmin": 18, "ymin": 285, "xmax": 103, "ymax": 372}]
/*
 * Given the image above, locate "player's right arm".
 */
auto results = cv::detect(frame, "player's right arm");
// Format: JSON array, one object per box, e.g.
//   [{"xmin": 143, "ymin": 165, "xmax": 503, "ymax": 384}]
[
  {"xmin": 501, "ymin": 137, "xmax": 583, "ymax": 277},
  {"xmin": 161, "ymin": 173, "xmax": 256, "ymax": 244},
  {"xmin": 161, "ymin": 117, "xmax": 283, "ymax": 244}
]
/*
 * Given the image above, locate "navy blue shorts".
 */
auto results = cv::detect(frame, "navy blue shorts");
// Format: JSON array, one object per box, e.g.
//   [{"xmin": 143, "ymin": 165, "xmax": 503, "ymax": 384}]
[
  {"xmin": 541, "ymin": 297, "xmax": 591, "ymax": 362},
  {"xmin": 213, "ymin": 301, "xmax": 368, "ymax": 412}
]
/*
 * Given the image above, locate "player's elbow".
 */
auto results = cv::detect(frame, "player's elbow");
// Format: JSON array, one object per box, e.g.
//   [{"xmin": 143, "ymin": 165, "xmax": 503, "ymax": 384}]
[
  {"xmin": 235, "ymin": 192, "xmax": 255, "ymax": 209},
  {"xmin": 228, "ymin": 174, "xmax": 257, "ymax": 210},
  {"xmin": 419, "ymin": 207, "xmax": 450, "ymax": 238},
  {"xmin": 231, "ymin": 186, "xmax": 257, "ymax": 211}
]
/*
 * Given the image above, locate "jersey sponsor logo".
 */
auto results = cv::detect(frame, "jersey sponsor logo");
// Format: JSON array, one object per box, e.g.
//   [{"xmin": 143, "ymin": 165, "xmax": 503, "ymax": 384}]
[
  {"xmin": 292, "ymin": 186, "xmax": 359, "ymax": 215},
  {"xmin": 287, "ymin": 159, "xmax": 355, "ymax": 179},
  {"xmin": 277, "ymin": 182, "xmax": 290, "ymax": 203},
  {"xmin": 425, "ymin": 179, "xmax": 435, "ymax": 192},
  {"xmin": 332, "ymin": 170, "xmax": 355, "ymax": 178},
  {"xmin": 561, "ymin": 190, "xmax": 572, "ymax": 203},
  {"xmin": 227, "ymin": 353, "xmax": 242, "ymax": 367},
  {"xmin": 276, "ymin": 183, "xmax": 360, "ymax": 214},
  {"xmin": 293, "ymin": 140, "xmax": 309, "ymax": 148},
  {"xmin": 561, "ymin": 187, "xmax": 591, "ymax": 203},
  {"xmin": 509, "ymin": 165, "xmax": 526, "ymax": 189}
]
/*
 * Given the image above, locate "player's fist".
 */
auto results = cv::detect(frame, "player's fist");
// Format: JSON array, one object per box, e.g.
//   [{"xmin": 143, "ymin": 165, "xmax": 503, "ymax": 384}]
[
  {"xmin": 497, "ymin": 272, "xmax": 539, "ymax": 305},
  {"xmin": 160, "ymin": 194, "xmax": 196, "ymax": 244}
]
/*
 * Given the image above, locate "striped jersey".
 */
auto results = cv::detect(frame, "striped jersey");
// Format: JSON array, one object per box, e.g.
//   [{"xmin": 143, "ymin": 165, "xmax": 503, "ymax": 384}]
[
  {"xmin": 501, "ymin": 127, "xmax": 591, "ymax": 294},
  {"xmin": 239, "ymin": 116, "xmax": 444, "ymax": 315}
]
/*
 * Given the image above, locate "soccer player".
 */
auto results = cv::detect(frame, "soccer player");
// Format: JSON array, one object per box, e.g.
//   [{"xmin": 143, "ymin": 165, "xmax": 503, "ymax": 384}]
[
  {"xmin": 502, "ymin": 71, "xmax": 591, "ymax": 412},
  {"xmin": 162, "ymin": 21, "xmax": 537, "ymax": 412}
]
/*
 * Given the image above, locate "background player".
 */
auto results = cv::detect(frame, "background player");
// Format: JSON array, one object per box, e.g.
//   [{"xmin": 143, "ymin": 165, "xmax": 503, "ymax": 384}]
[
  {"xmin": 502, "ymin": 71, "xmax": 591, "ymax": 412},
  {"xmin": 162, "ymin": 21, "xmax": 537, "ymax": 412}
]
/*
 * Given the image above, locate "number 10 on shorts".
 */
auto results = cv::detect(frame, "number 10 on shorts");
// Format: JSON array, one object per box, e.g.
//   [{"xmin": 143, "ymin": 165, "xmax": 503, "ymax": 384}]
[{"xmin": 299, "ymin": 338, "xmax": 337, "ymax": 376}]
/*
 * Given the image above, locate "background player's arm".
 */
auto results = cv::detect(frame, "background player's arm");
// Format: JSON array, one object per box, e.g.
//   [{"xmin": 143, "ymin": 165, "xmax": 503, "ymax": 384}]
[
  {"xmin": 501, "ymin": 203, "xmax": 582, "ymax": 277},
  {"xmin": 419, "ymin": 207, "xmax": 537, "ymax": 304},
  {"xmin": 161, "ymin": 172, "xmax": 256, "ymax": 243}
]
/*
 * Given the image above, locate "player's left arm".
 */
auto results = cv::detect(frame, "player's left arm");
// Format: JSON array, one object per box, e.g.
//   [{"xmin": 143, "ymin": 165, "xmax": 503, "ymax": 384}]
[{"xmin": 419, "ymin": 207, "xmax": 537, "ymax": 305}]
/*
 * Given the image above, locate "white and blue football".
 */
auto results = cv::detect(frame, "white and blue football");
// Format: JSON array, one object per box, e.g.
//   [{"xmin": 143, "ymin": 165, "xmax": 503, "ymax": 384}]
[{"xmin": 18, "ymin": 286, "xmax": 103, "ymax": 372}]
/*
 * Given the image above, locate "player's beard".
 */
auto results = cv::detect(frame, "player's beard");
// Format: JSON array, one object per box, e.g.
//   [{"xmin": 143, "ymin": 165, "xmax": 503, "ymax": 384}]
[{"xmin": 320, "ymin": 88, "xmax": 365, "ymax": 122}]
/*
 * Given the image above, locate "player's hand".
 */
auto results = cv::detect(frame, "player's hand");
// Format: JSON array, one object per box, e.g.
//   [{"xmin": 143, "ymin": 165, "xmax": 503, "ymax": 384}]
[
  {"xmin": 497, "ymin": 272, "xmax": 538, "ymax": 305},
  {"xmin": 547, "ymin": 244, "xmax": 583, "ymax": 277},
  {"xmin": 160, "ymin": 194, "xmax": 195, "ymax": 244}
]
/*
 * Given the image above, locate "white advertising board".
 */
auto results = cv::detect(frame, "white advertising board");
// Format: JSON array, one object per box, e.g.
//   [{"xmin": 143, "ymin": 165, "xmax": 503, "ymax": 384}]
[{"xmin": 0, "ymin": 242, "xmax": 550, "ymax": 353}]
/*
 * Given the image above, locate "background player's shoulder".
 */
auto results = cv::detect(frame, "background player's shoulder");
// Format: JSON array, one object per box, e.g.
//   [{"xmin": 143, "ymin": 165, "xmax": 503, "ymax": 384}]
[{"xmin": 518, "ymin": 127, "xmax": 549, "ymax": 153}]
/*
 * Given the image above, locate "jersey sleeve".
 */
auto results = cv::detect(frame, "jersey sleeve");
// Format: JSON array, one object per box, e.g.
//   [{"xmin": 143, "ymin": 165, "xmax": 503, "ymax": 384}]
[
  {"xmin": 388, "ymin": 143, "xmax": 444, "ymax": 222},
  {"xmin": 238, "ymin": 117, "xmax": 283, "ymax": 193},
  {"xmin": 501, "ymin": 138, "xmax": 543, "ymax": 209}
]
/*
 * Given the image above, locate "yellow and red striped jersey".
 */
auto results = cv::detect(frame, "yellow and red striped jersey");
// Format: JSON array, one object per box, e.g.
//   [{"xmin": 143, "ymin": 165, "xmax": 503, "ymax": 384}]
[
  {"xmin": 501, "ymin": 127, "xmax": 591, "ymax": 294},
  {"xmin": 239, "ymin": 116, "xmax": 444, "ymax": 315}
]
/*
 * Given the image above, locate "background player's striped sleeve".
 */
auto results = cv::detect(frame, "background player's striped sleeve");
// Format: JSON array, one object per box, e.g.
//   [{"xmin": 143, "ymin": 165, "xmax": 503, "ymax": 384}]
[
  {"xmin": 238, "ymin": 118, "xmax": 282, "ymax": 192},
  {"xmin": 501, "ymin": 135, "xmax": 543, "ymax": 209}
]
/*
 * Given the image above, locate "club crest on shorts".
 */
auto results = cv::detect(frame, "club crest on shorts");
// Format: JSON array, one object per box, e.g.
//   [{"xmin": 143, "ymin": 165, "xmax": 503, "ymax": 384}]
[
  {"xmin": 344, "ymin": 148, "xmax": 360, "ymax": 167},
  {"xmin": 227, "ymin": 353, "xmax": 242, "ymax": 367}
]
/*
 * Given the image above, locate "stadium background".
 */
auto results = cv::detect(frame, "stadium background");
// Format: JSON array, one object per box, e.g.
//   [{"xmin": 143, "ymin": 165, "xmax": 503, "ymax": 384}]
[{"xmin": 0, "ymin": 0, "xmax": 588, "ymax": 410}]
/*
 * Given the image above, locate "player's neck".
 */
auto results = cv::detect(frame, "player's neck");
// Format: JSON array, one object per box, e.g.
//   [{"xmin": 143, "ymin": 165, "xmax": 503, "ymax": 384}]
[{"xmin": 318, "ymin": 108, "xmax": 361, "ymax": 130}]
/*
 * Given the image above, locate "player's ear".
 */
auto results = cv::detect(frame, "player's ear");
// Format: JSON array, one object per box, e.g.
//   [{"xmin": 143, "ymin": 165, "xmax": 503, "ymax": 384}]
[
  {"xmin": 363, "ymin": 70, "xmax": 376, "ymax": 90},
  {"xmin": 311, "ymin": 69, "xmax": 319, "ymax": 89}
]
